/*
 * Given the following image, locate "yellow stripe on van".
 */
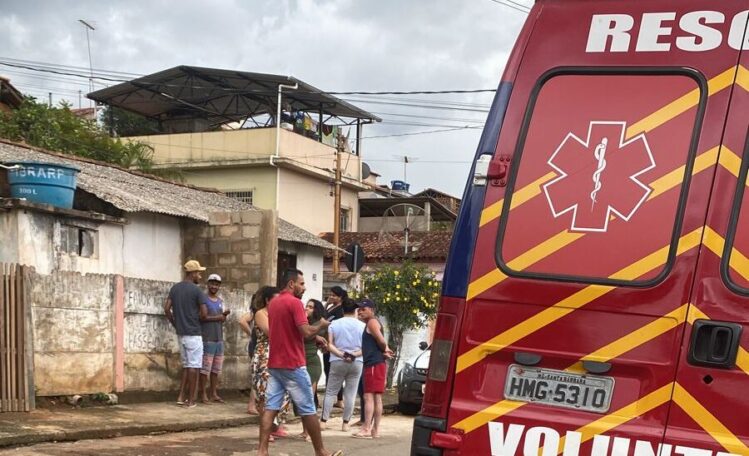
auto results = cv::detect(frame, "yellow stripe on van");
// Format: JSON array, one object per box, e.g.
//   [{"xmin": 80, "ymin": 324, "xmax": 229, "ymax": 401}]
[
  {"xmin": 580, "ymin": 304, "xmax": 689, "ymax": 363},
  {"xmin": 672, "ymin": 383, "xmax": 749, "ymax": 455},
  {"xmin": 457, "ymin": 228, "xmax": 704, "ymax": 373},
  {"xmin": 736, "ymin": 348, "xmax": 749, "ymax": 377},
  {"xmin": 648, "ymin": 146, "xmax": 720, "ymax": 199},
  {"xmin": 479, "ymin": 171, "xmax": 557, "ymax": 227},
  {"xmin": 626, "ymin": 67, "xmax": 738, "ymax": 139},
  {"xmin": 549, "ymin": 383, "xmax": 674, "ymax": 455},
  {"xmin": 736, "ymin": 65, "xmax": 749, "ymax": 92},
  {"xmin": 453, "ymin": 305, "xmax": 688, "ymax": 434},
  {"xmin": 718, "ymin": 147, "xmax": 742, "ymax": 178}
]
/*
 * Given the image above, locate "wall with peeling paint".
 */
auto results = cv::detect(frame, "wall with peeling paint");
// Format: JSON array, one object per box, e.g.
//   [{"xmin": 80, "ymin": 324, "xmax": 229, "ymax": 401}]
[
  {"xmin": 0, "ymin": 208, "xmax": 181, "ymax": 282},
  {"xmin": 28, "ymin": 269, "xmax": 253, "ymax": 396},
  {"xmin": 30, "ymin": 271, "xmax": 115, "ymax": 395}
]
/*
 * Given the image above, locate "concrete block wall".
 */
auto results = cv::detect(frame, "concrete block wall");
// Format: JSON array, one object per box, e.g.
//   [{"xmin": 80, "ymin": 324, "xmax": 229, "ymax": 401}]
[
  {"xmin": 27, "ymin": 268, "xmax": 254, "ymax": 396},
  {"xmin": 28, "ymin": 270, "xmax": 115, "ymax": 396},
  {"xmin": 123, "ymin": 277, "xmax": 253, "ymax": 392},
  {"xmin": 182, "ymin": 210, "xmax": 278, "ymax": 294}
]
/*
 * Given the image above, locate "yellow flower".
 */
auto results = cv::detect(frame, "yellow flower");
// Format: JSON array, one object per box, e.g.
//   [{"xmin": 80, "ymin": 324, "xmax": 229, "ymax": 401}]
[
  {"xmin": 396, "ymin": 284, "xmax": 401, "ymax": 289},
  {"xmin": 412, "ymin": 281, "xmax": 417, "ymax": 286},
  {"xmin": 396, "ymin": 297, "xmax": 401, "ymax": 301},
  {"xmin": 412, "ymin": 309, "xmax": 418, "ymax": 314},
  {"xmin": 393, "ymin": 270, "xmax": 399, "ymax": 276}
]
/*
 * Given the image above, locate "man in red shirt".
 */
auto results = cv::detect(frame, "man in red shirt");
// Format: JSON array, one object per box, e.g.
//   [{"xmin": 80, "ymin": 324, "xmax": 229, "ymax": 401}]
[{"xmin": 258, "ymin": 268, "xmax": 340, "ymax": 456}]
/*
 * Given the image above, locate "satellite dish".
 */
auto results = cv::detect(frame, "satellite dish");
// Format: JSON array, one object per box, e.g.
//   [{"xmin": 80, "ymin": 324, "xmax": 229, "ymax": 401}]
[
  {"xmin": 378, "ymin": 203, "xmax": 430, "ymax": 255},
  {"xmin": 361, "ymin": 162, "xmax": 372, "ymax": 180}
]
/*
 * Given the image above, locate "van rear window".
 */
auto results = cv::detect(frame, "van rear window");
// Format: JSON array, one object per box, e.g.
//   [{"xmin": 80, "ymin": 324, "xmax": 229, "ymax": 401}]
[{"xmin": 497, "ymin": 69, "xmax": 703, "ymax": 285}]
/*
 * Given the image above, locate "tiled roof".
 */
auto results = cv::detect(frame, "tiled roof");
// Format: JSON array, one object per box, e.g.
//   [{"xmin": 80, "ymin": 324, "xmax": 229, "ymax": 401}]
[
  {"xmin": 320, "ymin": 230, "xmax": 452, "ymax": 262},
  {"xmin": 0, "ymin": 140, "xmax": 336, "ymax": 250}
]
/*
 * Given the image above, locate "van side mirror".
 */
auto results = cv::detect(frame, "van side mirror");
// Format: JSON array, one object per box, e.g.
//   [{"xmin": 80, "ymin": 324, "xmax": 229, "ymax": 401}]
[{"xmin": 419, "ymin": 341, "xmax": 428, "ymax": 351}]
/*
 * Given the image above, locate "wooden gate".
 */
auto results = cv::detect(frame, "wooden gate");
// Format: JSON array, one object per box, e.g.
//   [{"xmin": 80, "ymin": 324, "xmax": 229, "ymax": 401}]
[{"xmin": 0, "ymin": 263, "xmax": 32, "ymax": 412}]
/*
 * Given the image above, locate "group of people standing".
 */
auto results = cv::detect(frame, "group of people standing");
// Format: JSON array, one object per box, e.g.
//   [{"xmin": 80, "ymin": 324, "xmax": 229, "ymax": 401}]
[
  {"xmin": 166, "ymin": 259, "xmax": 392, "ymax": 456},
  {"xmin": 164, "ymin": 260, "xmax": 230, "ymax": 408}
]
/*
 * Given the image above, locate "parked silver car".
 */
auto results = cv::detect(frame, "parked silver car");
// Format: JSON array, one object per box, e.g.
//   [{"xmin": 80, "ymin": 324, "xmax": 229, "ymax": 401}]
[{"xmin": 397, "ymin": 341, "xmax": 430, "ymax": 415}]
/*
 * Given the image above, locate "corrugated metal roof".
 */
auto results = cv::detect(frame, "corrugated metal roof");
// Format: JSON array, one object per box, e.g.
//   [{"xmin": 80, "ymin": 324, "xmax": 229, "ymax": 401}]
[
  {"xmin": 0, "ymin": 140, "xmax": 336, "ymax": 250},
  {"xmin": 87, "ymin": 66, "xmax": 381, "ymax": 125}
]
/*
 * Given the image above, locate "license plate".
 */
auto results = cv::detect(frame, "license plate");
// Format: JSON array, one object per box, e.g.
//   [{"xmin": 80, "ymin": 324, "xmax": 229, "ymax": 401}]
[{"xmin": 504, "ymin": 365, "xmax": 615, "ymax": 413}]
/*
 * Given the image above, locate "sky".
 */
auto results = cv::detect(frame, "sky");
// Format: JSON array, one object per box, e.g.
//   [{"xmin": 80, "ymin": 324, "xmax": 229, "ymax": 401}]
[{"xmin": 0, "ymin": 0, "xmax": 530, "ymax": 197}]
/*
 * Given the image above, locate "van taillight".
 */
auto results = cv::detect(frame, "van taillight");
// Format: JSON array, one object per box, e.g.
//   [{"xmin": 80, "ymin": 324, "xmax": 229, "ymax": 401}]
[{"xmin": 421, "ymin": 297, "xmax": 464, "ymax": 418}]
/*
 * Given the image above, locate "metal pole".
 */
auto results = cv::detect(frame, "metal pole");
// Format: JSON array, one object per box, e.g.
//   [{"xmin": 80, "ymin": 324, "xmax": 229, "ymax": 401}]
[
  {"xmin": 333, "ymin": 134, "xmax": 343, "ymax": 274},
  {"xmin": 272, "ymin": 82, "xmax": 297, "ymax": 210},
  {"xmin": 78, "ymin": 20, "xmax": 95, "ymax": 108}
]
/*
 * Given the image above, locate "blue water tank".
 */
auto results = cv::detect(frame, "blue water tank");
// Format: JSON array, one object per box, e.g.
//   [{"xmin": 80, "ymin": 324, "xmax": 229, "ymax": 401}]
[
  {"xmin": 6, "ymin": 162, "xmax": 80, "ymax": 209},
  {"xmin": 391, "ymin": 180, "xmax": 410, "ymax": 192}
]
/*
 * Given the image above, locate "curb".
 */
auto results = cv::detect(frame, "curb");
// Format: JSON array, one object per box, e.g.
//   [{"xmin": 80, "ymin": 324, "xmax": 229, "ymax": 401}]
[{"xmin": 0, "ymin": 415, "xmax": 259, "ymax": 449}]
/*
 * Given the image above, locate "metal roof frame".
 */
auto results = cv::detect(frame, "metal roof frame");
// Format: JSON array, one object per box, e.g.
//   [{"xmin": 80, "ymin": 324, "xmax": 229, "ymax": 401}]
[{"xmin": 88, "ymin": 66, "xmax": 381, "ymax": 128}]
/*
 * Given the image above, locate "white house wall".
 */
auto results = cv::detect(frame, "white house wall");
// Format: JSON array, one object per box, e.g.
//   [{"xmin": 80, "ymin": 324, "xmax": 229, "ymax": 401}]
[
  {"xmin": 123, "ymin": 212, "xmax": 182, "ymax": 282},
  {"xmin": 279, "ymin": 240, "xmax": 324, "ymax": 302}
]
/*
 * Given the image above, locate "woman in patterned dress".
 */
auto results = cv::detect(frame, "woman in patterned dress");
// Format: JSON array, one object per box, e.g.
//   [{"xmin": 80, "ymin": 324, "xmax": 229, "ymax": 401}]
[{"xmin": 251, "ymin": 286, "xmax": 291, "ymax": 439}]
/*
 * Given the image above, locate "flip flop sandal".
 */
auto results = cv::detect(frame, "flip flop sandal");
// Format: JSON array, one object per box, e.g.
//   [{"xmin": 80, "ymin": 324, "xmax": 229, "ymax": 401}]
[
  {"xmin": 213, "ymin": 398, "xmax": 225, "ymax": 403},
  {"xmin": 331, "ymin": 450, "xmax": 344, "ymax": 456},
  {"xmin": 351, "ymin": 433, "xmax": 373, "ymax": 439},
  {"xmin": 176, "ymin": 400, "xmax": 186, "ymax": 406}
]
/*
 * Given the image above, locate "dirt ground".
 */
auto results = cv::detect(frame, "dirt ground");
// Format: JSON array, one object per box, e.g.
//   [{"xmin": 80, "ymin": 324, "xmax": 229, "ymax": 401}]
[{"xmin": 0, "ymin": 414, "xmax": 415, "ymax": 456}]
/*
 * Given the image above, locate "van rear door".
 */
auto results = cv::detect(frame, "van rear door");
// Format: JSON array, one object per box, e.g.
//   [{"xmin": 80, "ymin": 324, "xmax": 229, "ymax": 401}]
[
  {"xmin": 447, "ymin": 1, "xmax": 747, "ymax": 454},
  {"xmin": 663, "ymin": 29, "xmax": 749, "ymax": 455}
]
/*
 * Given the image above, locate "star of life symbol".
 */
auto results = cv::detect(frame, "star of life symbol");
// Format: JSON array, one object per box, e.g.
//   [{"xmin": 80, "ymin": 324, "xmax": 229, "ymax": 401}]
[{"xmin": 542, "ymin": 121, "xmax": 655, "ymax": 233}]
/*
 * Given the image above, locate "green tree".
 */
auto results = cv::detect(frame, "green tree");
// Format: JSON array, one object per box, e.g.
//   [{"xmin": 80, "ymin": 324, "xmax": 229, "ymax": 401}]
[
  {"xmin": 0, "ymin": 97, "xmax": 158, "ymax": 172},
  {"xmin": 355, "ymin": 261, "xmax": 441, "ymax": 387}
]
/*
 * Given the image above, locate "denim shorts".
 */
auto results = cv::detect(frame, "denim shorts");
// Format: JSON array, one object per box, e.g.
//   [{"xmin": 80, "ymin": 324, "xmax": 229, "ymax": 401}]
[
  {"xmin": 178, "ymin": 335, "xmax": 203, "ymax": 369},
  {"xmin": 266, "ymin": 367, "xmax": 316, "ymax": 416}
]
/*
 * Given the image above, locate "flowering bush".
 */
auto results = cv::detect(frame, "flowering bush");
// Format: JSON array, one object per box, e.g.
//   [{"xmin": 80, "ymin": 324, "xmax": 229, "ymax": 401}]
[{"xmin": 354, "ymin": 261, "xmax": 440, "ymax": 386}]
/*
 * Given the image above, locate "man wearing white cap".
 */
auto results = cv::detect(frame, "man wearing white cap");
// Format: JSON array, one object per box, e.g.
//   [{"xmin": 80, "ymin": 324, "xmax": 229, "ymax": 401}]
[
  {"xmin": 199, "ymin": 273, "xmax": 230, "ymax": 404},
  {"xmin": 164, "ymin": 260, "xmax": 207, "ymax": 408}
]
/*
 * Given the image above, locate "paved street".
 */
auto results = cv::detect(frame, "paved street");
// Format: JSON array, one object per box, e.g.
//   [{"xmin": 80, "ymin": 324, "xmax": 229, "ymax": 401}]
[{"xmin": 0, "ymin": 414, "xmax": 414, "ymax": 456}]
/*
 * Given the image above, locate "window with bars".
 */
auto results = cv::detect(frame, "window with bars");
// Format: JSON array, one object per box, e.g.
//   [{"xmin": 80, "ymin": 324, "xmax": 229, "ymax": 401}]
[{"xmin": 226, "ymin": 190, "xmax": 254, "ymax": 206}]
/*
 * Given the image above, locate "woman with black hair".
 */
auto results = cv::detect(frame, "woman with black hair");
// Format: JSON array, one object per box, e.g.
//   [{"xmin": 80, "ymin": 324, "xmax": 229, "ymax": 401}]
[
  {"xmin": 297, "ymin": 298, "xmax": 328, "ymax": 441},
  {"xmin": 251, "ymin": 285, "xmax": 291, "ymax": 440}
]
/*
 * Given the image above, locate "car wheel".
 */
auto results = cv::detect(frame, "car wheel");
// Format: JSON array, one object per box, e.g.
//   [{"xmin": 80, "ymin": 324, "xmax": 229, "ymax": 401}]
[{"xmin": 398, "ymin": 401, "xmax": 421, "ymax": 416}]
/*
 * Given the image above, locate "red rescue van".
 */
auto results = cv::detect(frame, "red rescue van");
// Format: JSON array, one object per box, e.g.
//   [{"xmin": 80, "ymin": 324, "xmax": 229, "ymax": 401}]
[{"xmin": 412, "ymin": 1, "xmax": 749, "ymax": 455}]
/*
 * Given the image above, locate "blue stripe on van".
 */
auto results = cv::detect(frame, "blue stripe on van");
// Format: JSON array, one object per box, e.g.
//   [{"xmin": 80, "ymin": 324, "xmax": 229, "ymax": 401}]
[{"xmin": 442, "ymin": 81, "xmax": 513, "ymax": 298}]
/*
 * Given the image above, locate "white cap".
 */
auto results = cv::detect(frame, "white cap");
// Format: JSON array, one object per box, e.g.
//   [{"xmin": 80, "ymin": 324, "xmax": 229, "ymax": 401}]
[{"xmin": 207, "ymin": 273, "xmax": 222, "ymax": 283}]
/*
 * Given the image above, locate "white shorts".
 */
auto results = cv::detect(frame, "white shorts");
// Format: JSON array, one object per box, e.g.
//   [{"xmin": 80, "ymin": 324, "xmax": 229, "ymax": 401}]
[{"xmin": 178, "ymin": 335, "xmax": 203, "ymax": 369}]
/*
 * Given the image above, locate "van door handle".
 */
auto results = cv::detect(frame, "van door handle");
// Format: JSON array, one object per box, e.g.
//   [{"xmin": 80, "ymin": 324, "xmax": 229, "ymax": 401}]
[{"xmin": 688, "ymin": 320, "xmax": 742, "ymax": 369}]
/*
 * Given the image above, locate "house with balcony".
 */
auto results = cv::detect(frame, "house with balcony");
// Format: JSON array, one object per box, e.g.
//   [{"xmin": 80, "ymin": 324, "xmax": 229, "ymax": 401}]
[{"xmin": 88, "ymin": 66, "xmax": 381, "ymax": 238}]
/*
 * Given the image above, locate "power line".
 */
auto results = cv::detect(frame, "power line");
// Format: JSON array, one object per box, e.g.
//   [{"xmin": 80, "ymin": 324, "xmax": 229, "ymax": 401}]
[
  {"xmin": 487, "ymin": 0, "xmax": 530, "ymax": 14},
  {"xmin": 0, "ymin": 57, "xmax": 498, "ymax": 99},
  {"xmin": 329, "ymin": 89, "xmax": 495, "ymax": 95},
  {"xmin": 361, "ymin": 125, "xmax": 482, "ymax": 139}
]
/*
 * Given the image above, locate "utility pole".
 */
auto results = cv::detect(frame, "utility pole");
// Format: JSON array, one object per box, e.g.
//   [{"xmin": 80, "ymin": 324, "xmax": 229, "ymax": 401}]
[
  {"xmin": 78, "ymin": 19, "xmax": 95, "ymax": 108},
  {"xmin": 332, "ymin": 134, "xmax": 344, "ymax": 273}
]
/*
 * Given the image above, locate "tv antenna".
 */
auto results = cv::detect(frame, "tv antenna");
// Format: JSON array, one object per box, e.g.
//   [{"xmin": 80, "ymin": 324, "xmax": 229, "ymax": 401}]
[
  {"xmin": 378, "ymin": 203, "xmax": 430, "ymax": 255},
  {"xmin": 392, "ymin": 155, "xmax": 419, "ymax": 182},
  {"xmin": 78, "ymin": 19, "xmax": 96, "ymax": 108}
]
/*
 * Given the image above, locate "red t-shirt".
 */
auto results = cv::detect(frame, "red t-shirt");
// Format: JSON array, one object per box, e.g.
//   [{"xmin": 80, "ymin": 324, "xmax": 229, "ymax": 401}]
[{"xmin": 267, "ymin": 290, "xmax": 308, "ymax": 369}]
